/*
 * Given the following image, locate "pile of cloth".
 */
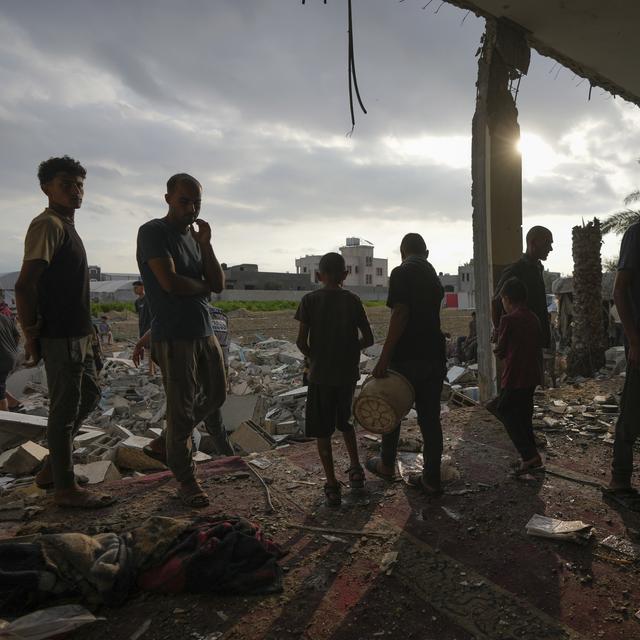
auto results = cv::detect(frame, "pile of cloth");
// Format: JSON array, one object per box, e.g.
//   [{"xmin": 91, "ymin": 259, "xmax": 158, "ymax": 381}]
[{"xmin": 0, "ymin": 515, "xmax": 283, "ymax": 615}]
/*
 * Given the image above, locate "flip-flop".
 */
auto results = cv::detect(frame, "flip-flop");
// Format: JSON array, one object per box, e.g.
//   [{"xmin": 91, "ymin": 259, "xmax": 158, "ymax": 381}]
[
  {"xmin": 510, "ymin": 460, "xmax": 545, "ymax": 477},
  {"xmin": 55, "ymin": 492, "xmax": 116, "ymax": 509},
  {"xmin": 602, "ymin": 487, "xmax": 640, "ymax": 512},
  {"xmin": 365, "ymin": 457, "xmax": 394, "ymax": 482},
  {"xmin": 177, "ymin": 486, "xmax": 210, "ymax": 508}
]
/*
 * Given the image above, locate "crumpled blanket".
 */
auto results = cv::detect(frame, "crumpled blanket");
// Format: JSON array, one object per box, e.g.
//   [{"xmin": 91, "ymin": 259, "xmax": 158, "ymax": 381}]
[
  {"xmin": 0, "ymin": 515, "xmax": 282, "ymax": 614},
  {"xmin": 138, "ymin": 515, "xmax": 284, "ymax": 595}
]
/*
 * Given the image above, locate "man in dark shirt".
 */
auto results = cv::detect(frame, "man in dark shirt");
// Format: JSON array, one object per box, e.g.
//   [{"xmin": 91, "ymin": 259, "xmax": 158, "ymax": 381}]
[
  {"xmin": 492, "ymin": 226, "xmax": 553, "ymax": 349},
  {"xmin": 15, "ymin": 156, "xmax": 113, "ymax": 509},
  {"xmin": 136, "ymin": 173, "xmax": 226, "ymax": 508},
  {"xmin": 607, "ymin": 222, "xmax": 640, "ymax": 510},
  {"xmin": 0, "ymin": 314, "xmax": 19, "ymax": 412},
  {"xmin": 368, "ymin": 233, "xmax": 446, "ymax": 495}
]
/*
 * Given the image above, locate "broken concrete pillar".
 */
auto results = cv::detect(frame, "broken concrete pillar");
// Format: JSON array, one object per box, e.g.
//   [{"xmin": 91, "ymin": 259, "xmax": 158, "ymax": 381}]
[
  {"xmin": 472, "ymin": 19, "xmax": 530, "ymax": 401},
  {"xmin": 0, "ymin": 441, "xmax": 48, "ymax": 475}
]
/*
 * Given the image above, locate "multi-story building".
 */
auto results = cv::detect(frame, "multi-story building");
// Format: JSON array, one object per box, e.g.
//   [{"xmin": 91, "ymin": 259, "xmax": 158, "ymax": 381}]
[{"xmin": 295, "ymin": 238, "xmax": 388, "ymax": 287}]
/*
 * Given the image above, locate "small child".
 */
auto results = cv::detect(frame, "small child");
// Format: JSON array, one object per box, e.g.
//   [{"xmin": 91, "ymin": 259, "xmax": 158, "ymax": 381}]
[
  {"xmin": 295, "ymin": 252, "xmax": 374, "ymax": 506},
  {"xmin": 493, "ymin": 277, "xmax": 544, "ymax": 475}
]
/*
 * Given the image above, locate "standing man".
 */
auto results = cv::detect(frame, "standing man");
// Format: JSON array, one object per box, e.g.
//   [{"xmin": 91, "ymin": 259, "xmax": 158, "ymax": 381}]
[
  {"xmin": 606, "ymin": 221, "xmax": 640, "ymax": 510},
  {"xmin": 132, "ymin": 280, "xmax": 154, "ymax": 375},
  {"xmin": 367, "ymin": 233, "xmax": 447, "ymax": 495},
  {"xmin": 15, "ymin": 156, "xmax": 113, "ymax": 508},
  {"xmin": 136, "ymin": 173, "xmax": 226, "ymax": 508},
  {"xmin": 492, "ymin": 226, "xmax": 554, "ymax": 349}
]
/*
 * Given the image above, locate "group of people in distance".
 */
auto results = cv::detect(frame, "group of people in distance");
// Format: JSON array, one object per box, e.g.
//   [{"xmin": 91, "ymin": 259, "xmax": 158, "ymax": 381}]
[{"xmin": 9, "ymin": 154, "xmax": 640, "ymax": 512}]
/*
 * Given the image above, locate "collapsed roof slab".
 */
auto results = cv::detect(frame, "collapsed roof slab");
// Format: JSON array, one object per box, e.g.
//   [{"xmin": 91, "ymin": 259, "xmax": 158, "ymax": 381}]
[{"xmin": 445, "ymin": 0, "xmax": 640, "ymax": 106}]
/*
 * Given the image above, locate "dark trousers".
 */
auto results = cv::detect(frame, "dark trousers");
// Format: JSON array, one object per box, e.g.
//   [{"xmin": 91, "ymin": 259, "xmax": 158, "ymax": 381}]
[
  {"xmin": 380, "ymin": 359, "xmax": 445, "ymax": 488},
  {"xmin": 497, "ymin": 387, "xmax": 537, "ymax": 461},
  {"xmin": 612, "ymin": 365, "xmax": 640, "ymax": 485},
  {"xmin": 41, "ymin": 336, "xmax": 101, "ymax": 489}
]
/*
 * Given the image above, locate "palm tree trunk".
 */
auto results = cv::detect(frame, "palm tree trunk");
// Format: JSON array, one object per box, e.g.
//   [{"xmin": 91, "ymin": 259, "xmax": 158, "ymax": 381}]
[{"xmin": 567, "ymin": 219, "xmax": 607, "ymax": 377}]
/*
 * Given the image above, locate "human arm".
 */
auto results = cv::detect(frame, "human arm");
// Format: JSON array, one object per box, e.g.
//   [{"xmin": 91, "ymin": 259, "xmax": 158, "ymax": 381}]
[
  {"xmin": 356, "ymin": 303, "xmax": 374, "ymax": 350},
  {"xmin": 146, "ymin": 257, "xmax": 211, "ymax": 296},
  {"xmin": 132, "ymin": 329, "xmax": 151, "ymax": 367},
  {"xmin": 493, "ymin": 316, "xmax": 509, "ymax": 360},
  {"xmin": 296, "ymin": 322, "xmax": 311, "ymax": 358},
  {"xmin": 613, "ymin": 270, "xmax": 639, "ymax": 368},
  {"xmin": 191, "ymin": 219, "xmax": 224, "ymax": 294},
  {"xmin": 15, "ymin": 260, "xmax": 48, "ymax": 366},
  {"xmin": 372, "ymin": 303, "xmax": 409, "ymax": 378}
]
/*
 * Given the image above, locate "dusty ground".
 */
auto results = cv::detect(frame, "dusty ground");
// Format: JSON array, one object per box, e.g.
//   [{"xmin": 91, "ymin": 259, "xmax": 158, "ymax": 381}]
[
  {"xmin": 110, "ymin": 307, "xmax": 474, "ymax": 346},
  {"xmin": 2, "ymin": 375, "xmax": 639, "ymax": 640}
]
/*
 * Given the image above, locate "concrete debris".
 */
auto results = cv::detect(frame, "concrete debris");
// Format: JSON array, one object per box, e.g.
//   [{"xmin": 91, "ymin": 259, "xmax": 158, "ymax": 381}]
[
  {"xmin": 73, "ymin": 460, "xmax": 122, "ymax": 485},
  {"xmin": 116, "ymin": 436, "xmax": 167, "ymax": 471},
  {"xmin": 0, "ymin": 441, "xmax": 48, "ymax": 475},
  {"xmin": 230, "ymin": 420, "xmax": 276, "ymax": 454}
]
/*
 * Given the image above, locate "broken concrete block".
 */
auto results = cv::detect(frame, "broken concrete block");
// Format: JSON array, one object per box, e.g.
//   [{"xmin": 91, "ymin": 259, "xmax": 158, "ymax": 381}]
[
  {"xmin": 0, "ymin": 411, "xmax": 48, "ymax": 452},
  {"xmin": 116, "ymin": 436, "xmax": 166, "ymax": 471},
  {"xmin": 73, "ymin": 429, "xmax": 107, "ymax": 447},
  {"xmin": 74, "ymin": 461, "xmax": 121, "ymax": 484},
  {"xmin": 230, "ymin": 420, "xmax": 276, "ymax": 454},
  {"xmin": 0, "ymin": 441, "xmax": 48, "ymax": 475},
  {"xmin": 275, "ymin": 420, "xmax": 297, "ymax": 435},
  {"xmin": 108, "ymin": 424, "xmax": 134, "ymax": 439},
  {"xmin": 193, "ymin": 451, "xmax": 212, "ymax": 463},
  {"xmin": 143, "ymin": 427, "xmax": 163, "ymax": 439}
]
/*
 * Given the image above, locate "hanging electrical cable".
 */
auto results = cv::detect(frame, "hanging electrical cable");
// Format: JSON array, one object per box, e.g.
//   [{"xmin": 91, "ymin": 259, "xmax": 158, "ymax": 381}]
[{"xmin": 302, "ymin": 0, "xmax": 367, "ymax": 134}]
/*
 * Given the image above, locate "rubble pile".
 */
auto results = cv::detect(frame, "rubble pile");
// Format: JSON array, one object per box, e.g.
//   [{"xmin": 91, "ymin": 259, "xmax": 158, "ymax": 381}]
[{"xmin": 534, "ymin": 393, "xmax": 618, "ymax": 444}]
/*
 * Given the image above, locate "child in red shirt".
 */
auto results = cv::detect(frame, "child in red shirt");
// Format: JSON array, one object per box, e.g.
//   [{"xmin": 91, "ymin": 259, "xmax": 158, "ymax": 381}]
[{"xmin": 494, "ymin": 277, "xmax": 544, "ymax": 474}]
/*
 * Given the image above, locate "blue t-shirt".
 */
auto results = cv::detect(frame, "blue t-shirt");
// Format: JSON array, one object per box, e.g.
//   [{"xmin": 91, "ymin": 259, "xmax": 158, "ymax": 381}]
[
  {"xmin": 136, "ymin": 218, "xmax": 212, "ymax": 341},
  {"xmin": 618, "ymin": 222, "xmax": 640, "ymax": 330}
]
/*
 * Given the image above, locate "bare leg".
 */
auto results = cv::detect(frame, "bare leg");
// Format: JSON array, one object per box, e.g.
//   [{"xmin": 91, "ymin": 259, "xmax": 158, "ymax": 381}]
[
  {"xmin": 0, "ymin": 399, "xmax": 7, "ymax": 411},
  {"xmin": 341, "ymin": 429, "xmax": 361, "ymax": 469},
  {"xmin": 5, "ymin": 391, "xmax": 19, "ymax": 409},
  {"xmin": 317, "ymin": 437, "xmax": 337, "ymax": 486}
]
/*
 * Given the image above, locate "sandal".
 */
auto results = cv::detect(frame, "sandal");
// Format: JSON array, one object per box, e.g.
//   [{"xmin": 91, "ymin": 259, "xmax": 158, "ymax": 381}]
[
  {"xmin": 602, "ymin": 487, "xmax": 640, "ymax": 512},
  {"xmin": 324, "ymin": 482, "xmax": 342, "ymax": 508},
  {"xmin": 510, "ymin": 458, "xmax": 545, "ymax": 477},
  {"xmin": 347, "ymin": 466, "xmax": 365, "ymax": 489},
  {"xmin": 365, "ymin": 457, "xmax": 394, "ymax": 482},
  {"xmin": 177, "ymin": 483, "xmax": 210, "ymax": 508},
  {"xmin": 407, "ymin": 473, "xmax": 443, "ymax": 496}
]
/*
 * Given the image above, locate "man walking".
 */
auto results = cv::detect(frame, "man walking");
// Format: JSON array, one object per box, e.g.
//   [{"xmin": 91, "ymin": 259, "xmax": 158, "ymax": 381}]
[
  {"xmin": 606, "ymin": 221, "xmax": 640, "ymax": 510},
  {"xmin": 367, "ymin": 233, "xmax": 447, "ymax": 495},
  {"xmin": 136, "ymin": 173, "xmax": 226, "ymax": 508},
  {"xmin": 492, "ymin": 226, "xmax": 554, "ymax": 349},
  {"xmin": 15, "ymin": 156, "xmax": 113, "ymax": 508}
]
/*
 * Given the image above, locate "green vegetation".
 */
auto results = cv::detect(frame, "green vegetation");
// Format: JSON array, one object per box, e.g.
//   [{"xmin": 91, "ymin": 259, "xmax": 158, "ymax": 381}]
[
  {"xmin": 92, "ymin": 298, "xmax": 387, "ymax": 317},
  {"xmin": 91, "ymin": 301, "xmax": 135, "ymax": 316}
]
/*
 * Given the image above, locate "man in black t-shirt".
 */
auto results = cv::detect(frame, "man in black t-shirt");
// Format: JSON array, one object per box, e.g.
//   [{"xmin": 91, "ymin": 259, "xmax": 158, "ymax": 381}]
[
  {"xmin": 492, "ymin": 226, "xmax": 553, "ymax": 349},
  {"xmin": 132, "ymin": 280, "xmax": 154, "ymax": 375},
  {"xmin": 367, "ymin": 233, "xmax": 446, "ymax": 495}
]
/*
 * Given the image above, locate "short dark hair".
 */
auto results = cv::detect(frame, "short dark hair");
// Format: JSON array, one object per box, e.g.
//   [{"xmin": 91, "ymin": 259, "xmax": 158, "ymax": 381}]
[
  {"xmin": 499, "ymin": 277, "xmax": 527, "ymax": 304},
  {"xmin": 319, "ymin": 252, "xmax": 346, "ymax": 278},
  {"xmin": 132, "ymin": 280, "xmax": 143, "ymax": 287},
  {"xmin": 526, "ymin": 226, "xmax": 552, "ymax": 243},
  {"xmin": 166, "ymin": 173, "xmax": 201, "ymax": 194},
  {"xmin": 400, "ymin": 233, "xmax": 427, "ymax": 256},
  {"xmin": 38, "ymin": 156, "xmax": 86, "ymax": 185}
]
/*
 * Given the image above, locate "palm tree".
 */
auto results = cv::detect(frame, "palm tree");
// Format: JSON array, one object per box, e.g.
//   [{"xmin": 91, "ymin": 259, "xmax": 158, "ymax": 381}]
[{"xmin": 602, "ymin": 159, "xmax": 640, "ymax": 234}]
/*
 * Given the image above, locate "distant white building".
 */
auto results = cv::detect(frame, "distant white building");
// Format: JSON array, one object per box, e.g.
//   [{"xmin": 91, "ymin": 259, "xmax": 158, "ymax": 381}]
[{"xmin": 295, "ymin": 238, "xmax": 388, "ymax": 287}]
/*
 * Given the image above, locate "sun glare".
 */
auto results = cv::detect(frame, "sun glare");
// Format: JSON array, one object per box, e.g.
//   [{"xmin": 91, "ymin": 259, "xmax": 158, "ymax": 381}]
[{"xmin": 517, "ymin": 133, "xmax": 560, "ymax": 180}]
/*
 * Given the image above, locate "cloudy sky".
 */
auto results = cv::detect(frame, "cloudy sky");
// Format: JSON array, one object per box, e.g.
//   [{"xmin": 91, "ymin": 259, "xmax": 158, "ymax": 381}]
[{"xmin": 1, "ymin": 0, "xmax": 638, "ymax": 278}]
